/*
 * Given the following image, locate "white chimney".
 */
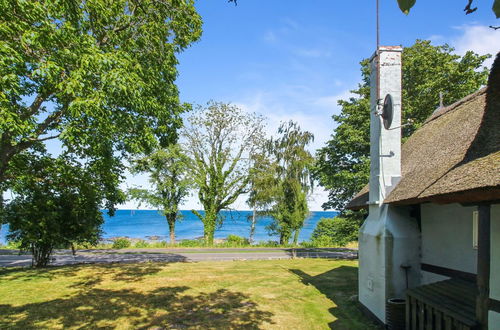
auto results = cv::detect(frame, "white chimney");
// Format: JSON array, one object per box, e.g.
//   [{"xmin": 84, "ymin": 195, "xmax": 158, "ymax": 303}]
[
  {"xmin": 358, "ymin": 46, "xmax": 421, "ymax": 324},
  {"xmin": 369, "ymin": 46, "xmax": 402, "ymax": 205}
]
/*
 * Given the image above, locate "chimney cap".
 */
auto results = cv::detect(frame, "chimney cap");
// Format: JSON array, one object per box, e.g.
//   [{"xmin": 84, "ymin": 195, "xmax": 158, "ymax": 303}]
[
  {"xmin": 378, "ymin": 46, "xmax": 403, "ymax": 52},
  {"xmin": 370, "ymin": 46, "xmax": 403, "ymax": 61}
]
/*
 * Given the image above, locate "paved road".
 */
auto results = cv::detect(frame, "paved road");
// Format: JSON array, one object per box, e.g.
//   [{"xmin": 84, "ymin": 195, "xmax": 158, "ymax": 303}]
[{"xmin": 0, "ymin": 248, "xmax": 358, "ymax": 267}]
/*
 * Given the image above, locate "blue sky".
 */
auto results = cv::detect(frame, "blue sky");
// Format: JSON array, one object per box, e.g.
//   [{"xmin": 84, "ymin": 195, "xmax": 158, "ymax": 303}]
[{"xmin": 118, "ymin": 1, "xmax": 499, "ymax": 210}]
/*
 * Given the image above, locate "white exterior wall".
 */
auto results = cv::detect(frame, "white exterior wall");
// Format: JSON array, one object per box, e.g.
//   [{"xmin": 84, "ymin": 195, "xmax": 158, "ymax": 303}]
[
  {"xmin": 489, "ymin": 204, "xmax": 500, "ymax": 330},
  {"xmin": 420, "ymin": 203, "xmax": 477, "ymax": 285},
  {"xmin": 359, "ymin": 46, "xmax": 421, "ymax": 323}
]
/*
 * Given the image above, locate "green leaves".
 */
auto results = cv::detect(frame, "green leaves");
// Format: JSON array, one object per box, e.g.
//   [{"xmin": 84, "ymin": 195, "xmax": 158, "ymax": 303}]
[
  {"xmin": 494, "ymin": 0, "xmax": 500, "ymax": 17},
  {"xmin": 264, "ymin": 121, "xmax": 315, "ymax": 245},
  {"xmin": 3, "ymin": 152, "xmax": 114, "ymax": 266},
  {"xmin": 397, "ymin": 0, "xmax": 416, "ymax": 14},
  {"xmin": 183, "ymin": 102, "xmax": 265, "ymax": 245},
  {"xmin": 0, "ymin": 0, "xmax": 202, "ymax": 188},
  {"xmin": 128, "ymin": 144, "xmax": 193, "ymax": 220}
]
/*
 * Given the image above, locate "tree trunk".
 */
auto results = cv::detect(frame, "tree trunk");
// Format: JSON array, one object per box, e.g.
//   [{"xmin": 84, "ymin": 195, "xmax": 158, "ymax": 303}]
[
  {"xmin": 293, "ymin": 229, "xmax": 300, "ymax": 246},
  {"xmin": 0, "ymin": 191, "xmax": 3, "ymax": 235},
  {"xmin": 249, "ymin": 208, "xmax": 257, "ymax": 244},
  {"xmin": 31, "ymin": 243, "xmax": 53, "ymax": 268},
  {"xmin": 279, "ymin": 230, "xmax": 291, "ymax": 245},
  {"xmin": 166, "ymin": 213, "xmax": 177, "ymax": 245},
  {"xmin": 203, "ymin": 211, "xmax": 217, "ymax": 246}
]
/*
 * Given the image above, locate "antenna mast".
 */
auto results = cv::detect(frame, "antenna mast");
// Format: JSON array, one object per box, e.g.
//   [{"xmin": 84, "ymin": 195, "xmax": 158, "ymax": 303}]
[
  {"xmin": 376, "ymin": 0, "xmax": 381, "ymax": 105},
  {"xmin": 376, "ymin": 0, "xmax": 380, "ymax": 50}
]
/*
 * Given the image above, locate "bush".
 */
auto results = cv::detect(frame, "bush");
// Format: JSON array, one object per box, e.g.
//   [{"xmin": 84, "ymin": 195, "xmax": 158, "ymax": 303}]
[
  {"xmin": 226, "ymin": 235, "xmax": 249, "ymax": 246},
  {"xmin": 112, "ymin": 238, "xmax": 131, "ymax": 249},
  {"xmin": 177, "ymin": 239, "xmax": 205, "ymax": 247},
  {"xmin": 3, "ymin": 156, "xmax": 106, "ymax": 267},
  {"xmin": 134, "ymin": 240, "xmax": 150, "ymax": 248},
  {"xmin": 310, "ymin": 217, "xmax": 359, "ymax": 247},
  {"xmin": 254, "ymin": 240, "xmax": 280, "ymax": 247}
]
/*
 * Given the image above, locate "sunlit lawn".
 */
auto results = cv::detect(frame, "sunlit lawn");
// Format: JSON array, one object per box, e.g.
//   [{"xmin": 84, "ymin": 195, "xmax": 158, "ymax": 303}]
[{"xmin": 0, "ymin": 259, "xmax": 379, "ymax": 329}]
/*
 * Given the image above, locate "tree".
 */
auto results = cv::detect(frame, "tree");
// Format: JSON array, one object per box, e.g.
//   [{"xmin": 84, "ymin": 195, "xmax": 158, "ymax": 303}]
[
  {"xmin": 128, "ymin": 145, "xmax": 192, "ymax": 244},
  {"xmin": 397, "ymin": 0, "xmax": 500, "ymax": 18},
  {"xmin": 266, "ymin": 121, "xmax": 315, "ymax": 245},
  {"xmin": 310, "ymin": 217, "xmax": 359, "ymax": 247},
  {"xmin": 315, "ymin": 40, "xmax": 490, "ymax": 216},
  {"xmin": 246, "ymin": 151, "xmax": 276, "ymax": 243},
  {"xmin": 2, "ymin": 153, "xmax": 118, "ymax": 267},
  {"xmin": 183, "ymin": 102, "xmax": 265, "ymax": 245},
  {"xmin": 0, "ymin": 0, "xmax": 202, "ymax": 202}
]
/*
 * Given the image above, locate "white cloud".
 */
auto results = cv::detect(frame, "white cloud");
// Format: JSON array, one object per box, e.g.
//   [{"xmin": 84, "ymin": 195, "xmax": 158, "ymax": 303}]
[
  {"xmin": 313, "ymin": 89, "xmax": 353, "ymax": 110},
  {"xmin": 451, "ymin": 25, "xmax": 500, "ymax": 67},
  {"xmin": 263, "ymin": 30, "xmax": 277, "ymax": 43},
  {"xmin": 428, "ymin": 34, "xmax": 445, "ymax": 43}
]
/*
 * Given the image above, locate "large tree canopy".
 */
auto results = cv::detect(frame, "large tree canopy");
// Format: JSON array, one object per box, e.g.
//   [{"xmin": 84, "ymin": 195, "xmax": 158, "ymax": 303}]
[
  {"xmin": 266, "ymin": 121, "xmax": 314, "ymax": 245},
  {"xmin": 0, "ymin": 0, "xmax": 202, "ymax": 188},
  {"xmin": 183, "ymin": 102, "xmax": 265, "ymax": 245},
  {"xmin": 314, "ymin": 40, "xmax": 490, "ymax": 215},
  {"xmin": 3, "ymin": 152, "xmax": 117, "ymax": 267},
  {"xmin": 128, "ymin": 144, "xmax": 193, "ymax": 244}
]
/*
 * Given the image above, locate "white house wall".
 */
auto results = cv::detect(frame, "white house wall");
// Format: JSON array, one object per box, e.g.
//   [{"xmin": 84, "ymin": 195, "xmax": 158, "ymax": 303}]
[
  {"xmin": 420, "ymin": 203, "xmax": 477, "ymax": 285},
  {"xmin": 489, "ymin": 204, "xmax": 500, "ymax": 330}
]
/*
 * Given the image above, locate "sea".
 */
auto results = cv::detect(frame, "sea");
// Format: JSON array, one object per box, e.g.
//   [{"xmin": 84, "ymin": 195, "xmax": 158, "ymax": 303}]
[{"xmin": 0, "ymin": 210, "xmax": 338, "ymax": 244}]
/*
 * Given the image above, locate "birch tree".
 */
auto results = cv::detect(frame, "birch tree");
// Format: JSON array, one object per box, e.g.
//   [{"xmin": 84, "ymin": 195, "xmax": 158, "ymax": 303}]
[{"xmin": 267, "ymin": 121, "xmax": 315, "ymax": 245}]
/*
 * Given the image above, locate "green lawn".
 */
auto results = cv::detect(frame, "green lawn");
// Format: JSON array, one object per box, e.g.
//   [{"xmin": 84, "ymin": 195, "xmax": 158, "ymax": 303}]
[{"xmin": 0, "ymin": 259, "xmax": 379, "ymax": 329}]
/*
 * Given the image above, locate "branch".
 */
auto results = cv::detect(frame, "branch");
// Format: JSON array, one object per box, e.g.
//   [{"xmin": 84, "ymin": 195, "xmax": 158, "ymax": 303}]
[
  {"xmin": 464, "ymin": 0, "xmax": 477, "ymax": 14},
  {"xmin": 96, "ymin": 3, "xmax": 140, "ymax": 47},
  {"xmin": 22, "ymin": 92, "xmax": 53, "ymax": 120},
  {"xmin": 33, "ymin": 134, "xmax": 61, "ymax": 143},
  {"xmin": 13, "ymin": 111, "xmax": 63, "ymax": 153}
]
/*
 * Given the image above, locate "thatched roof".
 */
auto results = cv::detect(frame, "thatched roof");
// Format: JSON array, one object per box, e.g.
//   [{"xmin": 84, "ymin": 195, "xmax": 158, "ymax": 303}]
[{"xmin": 348, "ymin": 52, "xmax": 500, "ymax": 209}]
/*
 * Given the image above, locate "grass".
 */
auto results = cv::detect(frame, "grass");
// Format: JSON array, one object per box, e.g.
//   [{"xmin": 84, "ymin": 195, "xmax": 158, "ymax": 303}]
[{"xmin": 0, "ymin": 259, "xmax": 379, "ymax": 329}]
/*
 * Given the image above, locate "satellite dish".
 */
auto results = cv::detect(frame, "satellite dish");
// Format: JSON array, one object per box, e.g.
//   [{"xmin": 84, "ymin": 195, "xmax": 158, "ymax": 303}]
[{"xmin": 381, "ymin": 94, "xmax": 393, "ymax": 129}]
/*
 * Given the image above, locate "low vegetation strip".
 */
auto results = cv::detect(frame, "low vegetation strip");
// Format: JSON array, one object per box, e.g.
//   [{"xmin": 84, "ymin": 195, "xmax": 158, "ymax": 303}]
[{"xmin": 0, "ymin": 259, "xmax": 379, "ymax": 329}]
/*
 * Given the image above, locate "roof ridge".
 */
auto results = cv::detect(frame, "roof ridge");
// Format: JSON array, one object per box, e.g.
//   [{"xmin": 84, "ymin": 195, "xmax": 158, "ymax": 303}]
[{"xmin": 424, "ymin": 87, "xmax": 487, "ymax": 125}]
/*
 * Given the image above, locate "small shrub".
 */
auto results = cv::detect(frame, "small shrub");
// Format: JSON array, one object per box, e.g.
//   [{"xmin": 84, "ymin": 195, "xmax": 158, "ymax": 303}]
[
  {"xmin": 226, "ymin": 234, "xmax": 249, "ymax": 246},
  {"xmin": 254, "ymin": 240, "xmax": 279, "ymax": 247},
  {"xmin": 300, "ymin": 241, "xmax": 316, "ymax": 248},
  {"xmin": 4, "ymin": 240, "xmax": 22, "ymax": 249},
  {"xmin": 177, "ymin": 239, "xmax": 205, "ymax": 247},
  {"xmin": 112, "ymin": 238, "xmax": 131, "ymax": 249},
  {"xmin": 310, "ymin": 217, "xmax": 359, "ymax": 247},
  {"xmin": 134, "ymin": 240, "xmax": 150, "ymax": 248}
]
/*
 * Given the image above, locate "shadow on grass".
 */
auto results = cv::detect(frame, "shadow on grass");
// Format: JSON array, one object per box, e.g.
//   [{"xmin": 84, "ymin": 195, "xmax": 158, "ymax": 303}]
[
  {"xmin": 0, "ymin": 262, "xmax": 273, "ymax": 329},
  {"xmin": 0, "ymin": 286, "xmax": 273, "ymax": 329},
  {"xmin": 67, "ymin": 262, "xmax": 168, "ymax": 289},
  {"xmin": 290, "ymin": 265, "xmax": 381, "ymax": 329},
  {"xmin": 0, "ymin": 264, "xmax": 80, "ymax": 282},
  {"xmin": 0, "ymin": 261, "xmax": 168, "ymax": 285}
]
